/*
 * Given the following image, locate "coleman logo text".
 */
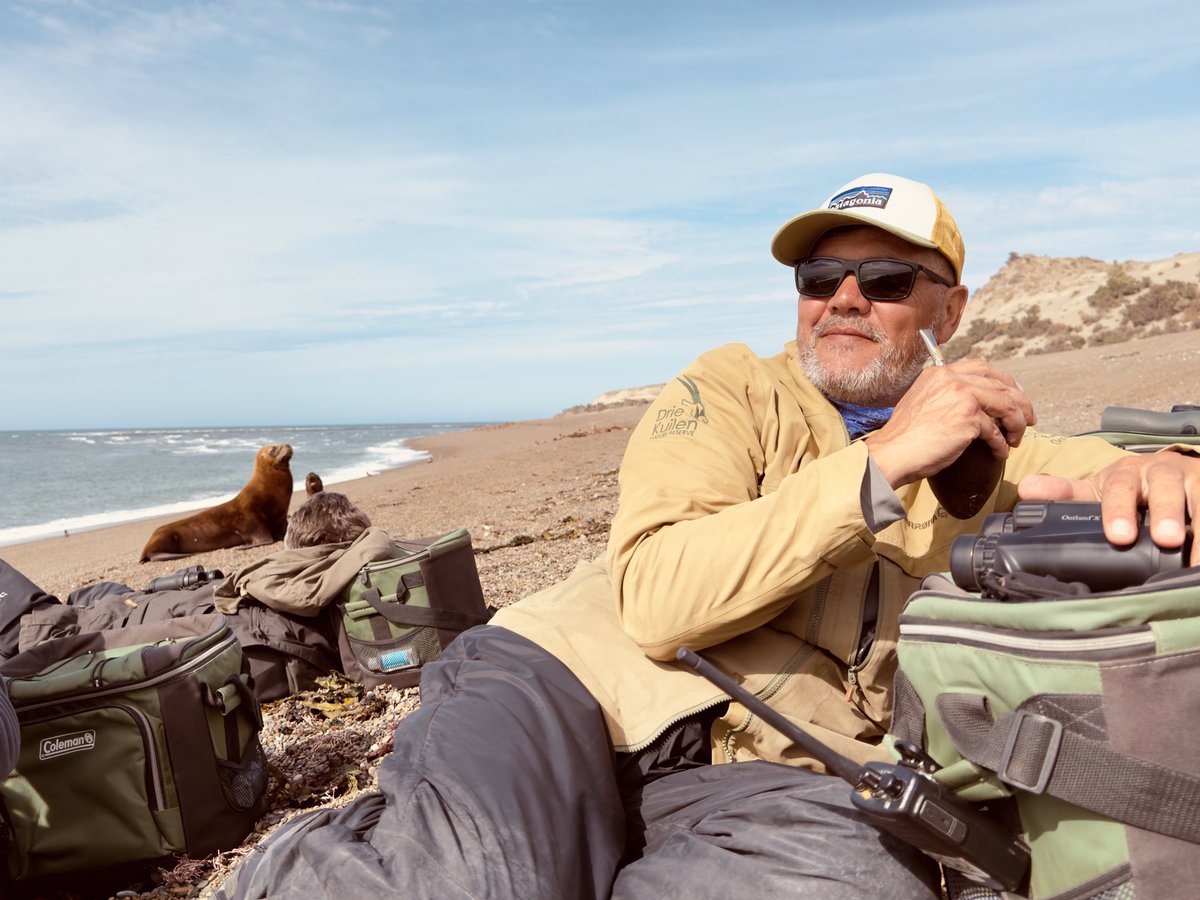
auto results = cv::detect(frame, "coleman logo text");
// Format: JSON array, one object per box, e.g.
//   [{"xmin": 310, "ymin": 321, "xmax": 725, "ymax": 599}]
[{"xmin": 39, "ymin": 730, "xmax": 97, "ymax": 760}]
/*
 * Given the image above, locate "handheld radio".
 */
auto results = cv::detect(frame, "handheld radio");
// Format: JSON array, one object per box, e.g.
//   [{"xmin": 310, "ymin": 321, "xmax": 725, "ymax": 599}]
[{"xmin": 675, "ymin": 648, "xmax": 1030, "ymax": 893}]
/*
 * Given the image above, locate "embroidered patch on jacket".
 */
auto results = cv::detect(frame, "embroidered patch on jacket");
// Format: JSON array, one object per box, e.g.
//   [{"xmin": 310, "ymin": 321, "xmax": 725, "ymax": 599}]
[
  {"xmin": 828, "ymin": 186, "xmax": 892, "ymax": 211},
  {"xmin": 650, "ymin": 375, "xmax": 710, "ymax": 439}
]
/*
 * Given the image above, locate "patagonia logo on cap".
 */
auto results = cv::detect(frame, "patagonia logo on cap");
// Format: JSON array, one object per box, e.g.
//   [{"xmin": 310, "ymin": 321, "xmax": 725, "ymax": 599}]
[{"xmin": 828, "ymin": 186, "xmax": 892, "ymax": 211}]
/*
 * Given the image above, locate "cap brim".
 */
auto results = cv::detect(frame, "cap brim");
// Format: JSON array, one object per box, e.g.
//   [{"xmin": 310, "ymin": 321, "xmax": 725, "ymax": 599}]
[{"xmin": 770, "ymin": 209, "xmax": 939, "ymax": 267}]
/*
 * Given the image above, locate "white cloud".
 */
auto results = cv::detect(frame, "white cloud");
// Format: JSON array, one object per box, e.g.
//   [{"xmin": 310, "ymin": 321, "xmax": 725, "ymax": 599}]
[{"xmin": 2, "ymin": 0, "xmax": 1199, "ymax": 428}]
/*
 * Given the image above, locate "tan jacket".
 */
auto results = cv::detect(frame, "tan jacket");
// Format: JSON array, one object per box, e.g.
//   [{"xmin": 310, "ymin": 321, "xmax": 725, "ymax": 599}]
[{"xmin": 493, "ymin": 342, "xmax": 1127, "ymax": 768}]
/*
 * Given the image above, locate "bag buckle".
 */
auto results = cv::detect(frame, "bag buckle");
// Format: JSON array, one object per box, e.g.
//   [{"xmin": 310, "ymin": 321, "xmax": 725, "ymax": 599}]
[{"xmin": 997, "ymin": 709, "xmax": 1062, "ymax": 794}]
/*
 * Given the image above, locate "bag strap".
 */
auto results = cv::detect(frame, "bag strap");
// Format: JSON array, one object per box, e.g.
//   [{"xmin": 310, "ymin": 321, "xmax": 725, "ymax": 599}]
[
  {"xmin": 937, "ymin": 692, "xmax": 1200, "ymax": 843},
  {"xmin": 359, "ymin": 587, "xmax": 490, "ymax": 632}
]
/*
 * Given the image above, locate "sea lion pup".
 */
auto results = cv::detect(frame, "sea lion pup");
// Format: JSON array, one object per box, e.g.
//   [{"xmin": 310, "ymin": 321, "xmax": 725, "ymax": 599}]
[
  {"xmin": 305, "ymin": 472, "xmax": 324, "ymax": 495},
  {"xmin": 138, "ymin": 443, "xmax": 295, "ymax": 563},
  {"xmin": 283, "ymin": 491, "xmax": 372, "ymax": 549}
]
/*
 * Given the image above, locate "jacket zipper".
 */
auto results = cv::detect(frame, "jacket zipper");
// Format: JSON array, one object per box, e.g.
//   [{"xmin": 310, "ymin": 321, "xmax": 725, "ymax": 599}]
[
  {"xmin": 720, "ymin": 644, "xmax": 817, "ymax": 761},
  {"xmin": 846, "ymin": 649, "xmax": 870, "ymax": 701},
  {"xmin": 846, "ymin": 563, "xmax": 882, "ymax": 703},
  {"xmin": 805, "ymin": 576, "xmax": 832, "ymax": 645},
  {"xmin": 898, "ymin": 621, "xmax": 1155, "ymax": 659},
  {"xmin": 618, "ymin": 696, "xmax": 729, "ymax": 754}
]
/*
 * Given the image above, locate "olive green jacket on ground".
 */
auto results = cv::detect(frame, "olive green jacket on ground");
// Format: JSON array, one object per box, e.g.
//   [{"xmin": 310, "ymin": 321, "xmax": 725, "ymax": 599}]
[{"xmin": 493, "ymin": 342, "xmax": 1127, "ymax": 769}]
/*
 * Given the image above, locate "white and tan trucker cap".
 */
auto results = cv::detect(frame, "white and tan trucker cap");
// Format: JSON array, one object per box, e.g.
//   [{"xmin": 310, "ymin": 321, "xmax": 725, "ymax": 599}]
[{"xmin": 770, "ymin": 173, "xmax": 965, "ymax": 283}]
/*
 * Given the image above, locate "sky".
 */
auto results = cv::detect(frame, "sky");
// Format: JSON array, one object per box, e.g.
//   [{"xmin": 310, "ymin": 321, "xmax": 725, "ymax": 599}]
[{"xmin": 3, "ymin": 0, "xmax": 1199, "ymax": 430}]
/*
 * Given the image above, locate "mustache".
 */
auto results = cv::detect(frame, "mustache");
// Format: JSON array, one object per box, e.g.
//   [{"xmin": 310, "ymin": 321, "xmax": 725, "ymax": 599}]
[{"xmin": 812, "ymin": 316, "xmax": 886, "ymax": 343}]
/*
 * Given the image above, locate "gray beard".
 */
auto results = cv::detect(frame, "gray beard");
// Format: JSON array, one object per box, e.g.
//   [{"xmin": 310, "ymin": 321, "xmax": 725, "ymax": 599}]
[{"xmin": 797, "ymin": 314, "xmax": 941, "ymax": 407}]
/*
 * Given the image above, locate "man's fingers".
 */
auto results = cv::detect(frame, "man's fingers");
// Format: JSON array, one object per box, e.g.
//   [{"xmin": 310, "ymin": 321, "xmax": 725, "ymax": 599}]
[
  {"xmin": 1017, "ymin": 474, "xmax": 1098, "ymax": 502},
  {"xmin": 966, "ymin": 375, "xmax": 1034, "ymax": 446},
  {"xmin": 971, "ymin": 414, "xmax": 1008, "ymax": 457},
  {"xmin": 997, "ymin": 407, "xmax": 1030, "ymax": 448},
  {"xmin": 1096, "ymin": 466, "xmax": 1141, "ymax": 546},
  {"xmin": 1143, "ymin": 460, "xmax": 1187, "ymax": 550},
  {"xmin": 1091, "ymin": 454, "xmax": 1195, "ymax": 550},
  {"xmin": 1021, "ymin": 453, "xmax": 1198, "ymax": 562},
  {"xmin": 1019, "ymin": 469, "xmax": 1145, "ymax": 548}
]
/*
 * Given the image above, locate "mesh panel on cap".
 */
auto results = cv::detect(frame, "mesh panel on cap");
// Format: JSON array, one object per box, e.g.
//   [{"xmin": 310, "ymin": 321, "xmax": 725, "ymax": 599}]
[{"xmin": 930, "ymin": 193, "xmax": 965, "ymax": 282}]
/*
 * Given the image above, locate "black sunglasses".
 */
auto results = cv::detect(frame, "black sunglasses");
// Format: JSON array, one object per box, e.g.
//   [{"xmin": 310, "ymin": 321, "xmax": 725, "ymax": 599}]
[{"xmin": 794, "ymin": 256, "xmax": 954, "ymax": 302}]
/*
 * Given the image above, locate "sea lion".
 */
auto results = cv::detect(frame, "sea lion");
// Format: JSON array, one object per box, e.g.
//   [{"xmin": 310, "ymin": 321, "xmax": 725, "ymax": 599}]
[
  {"xmin": 305, "ymin": 472, "xmax": 324, "ymax": 495},
  {"xmin": 139, "ymin": 443, "xmax": 295, "ymax": 563},
  {"xmin": 284, "ymin": 491, "xmax": 372, "ymax": 549}
]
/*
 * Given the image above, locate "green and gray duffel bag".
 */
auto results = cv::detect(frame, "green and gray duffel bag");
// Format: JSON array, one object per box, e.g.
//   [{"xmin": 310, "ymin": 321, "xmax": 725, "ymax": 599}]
[
  {"xmin": 0, "ymin": 613, "xmax": 268, "ymax": 896},
  {"xmin": 332, "ymin": 528, "xmax": 491, "ymax": 689},
  {"xmin": 890, "ymin": 500, "xmax": 1199, "ymax": 900}
]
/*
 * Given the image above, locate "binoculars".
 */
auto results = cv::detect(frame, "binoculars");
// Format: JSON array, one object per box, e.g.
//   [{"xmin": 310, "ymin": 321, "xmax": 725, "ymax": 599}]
[
  {"xmin": 145, "ymin": 565, "xmax": 226, "ymax": 594},
  {"xmin": 950, "ymin": 500, "xmax": 1192, "ymax": 596}
]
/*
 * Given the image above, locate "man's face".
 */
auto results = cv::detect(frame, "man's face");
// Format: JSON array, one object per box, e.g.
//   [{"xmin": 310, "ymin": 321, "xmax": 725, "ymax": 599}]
[{"xmin": 794, "ymin": 226, "xmax": 963, "ymax": 407}]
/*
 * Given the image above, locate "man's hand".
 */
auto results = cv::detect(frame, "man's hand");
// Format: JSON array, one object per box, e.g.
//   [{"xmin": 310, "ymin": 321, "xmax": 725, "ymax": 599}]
[
  {"xmin": 864, "ymin": 359, "xmax": 1035, "ymax": 488},
  {"xmin": 1019, "ymin": 450, "xmax": 1199, "ymax": 565}
]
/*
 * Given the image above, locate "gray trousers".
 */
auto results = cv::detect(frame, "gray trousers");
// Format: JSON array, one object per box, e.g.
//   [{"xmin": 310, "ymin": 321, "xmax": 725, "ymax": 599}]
[{"xmin": 218, "ymin": 625, "xmax": 941, "ymax": 899}]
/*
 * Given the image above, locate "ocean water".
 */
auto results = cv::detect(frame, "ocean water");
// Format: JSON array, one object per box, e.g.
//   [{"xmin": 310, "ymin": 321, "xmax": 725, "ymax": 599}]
[{"xmin": 0, "ymin": 423, "xmax": 485, "ymax": 547}]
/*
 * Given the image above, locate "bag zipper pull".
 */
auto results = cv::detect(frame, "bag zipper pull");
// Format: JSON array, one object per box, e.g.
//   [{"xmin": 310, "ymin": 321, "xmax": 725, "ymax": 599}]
[{"xmin": 91, "ymin": 656, "xmax": 109, "ymax": 688}]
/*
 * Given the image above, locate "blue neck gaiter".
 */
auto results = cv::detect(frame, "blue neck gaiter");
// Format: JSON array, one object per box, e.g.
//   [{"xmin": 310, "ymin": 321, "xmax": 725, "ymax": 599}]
[{"xmin": 831, "ymin": 399, "xmax": 894, "ymax": 440}]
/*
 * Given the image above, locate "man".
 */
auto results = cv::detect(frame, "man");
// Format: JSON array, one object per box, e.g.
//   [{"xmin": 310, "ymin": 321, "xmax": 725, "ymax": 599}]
[{"xmin": 220, "ymin": 174, "xmax": 1198, "ymax": 900}]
